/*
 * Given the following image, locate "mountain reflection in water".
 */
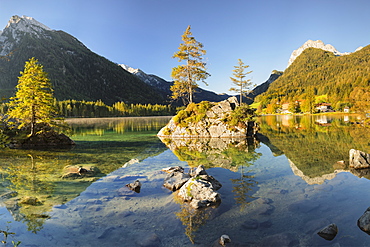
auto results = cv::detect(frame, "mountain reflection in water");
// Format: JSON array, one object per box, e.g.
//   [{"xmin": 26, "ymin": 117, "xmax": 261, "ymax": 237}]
[
  {"xmin": 0, "ymin": 115, "xmax": 370, "ymax": 246},
  {"xmin": 258, "ymin": 114, "xmax": 370, "ymax": 181}
]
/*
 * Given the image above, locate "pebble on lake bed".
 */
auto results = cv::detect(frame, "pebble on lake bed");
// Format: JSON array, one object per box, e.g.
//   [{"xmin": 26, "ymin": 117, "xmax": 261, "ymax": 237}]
[
  {"xmin": 317, "ymin": 223, "xmax": 338, "ymax": 241},
  {"xmin": 125, "ymin": 180, "xmax": 141, "ymax": 193},
  {"xmin": 219, "ymin": 235, "xmax": 231, "ymax": 246}
]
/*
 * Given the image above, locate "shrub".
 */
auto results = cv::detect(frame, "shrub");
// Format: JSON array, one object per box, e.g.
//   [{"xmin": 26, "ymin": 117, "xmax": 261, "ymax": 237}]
[
  {"xmin": 173, "ymin": 101, "xmax": 214, "ymax": 127},
  {"xmin": 222, "ymin": 104, "xmax": 256, "ymax": 129}
]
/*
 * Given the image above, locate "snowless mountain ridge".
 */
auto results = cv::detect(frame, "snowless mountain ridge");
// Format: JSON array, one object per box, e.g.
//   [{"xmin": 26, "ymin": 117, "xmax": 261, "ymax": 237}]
[{"xmin": 287, "ymin": 40, "xmax": 363, "ymax": 67}]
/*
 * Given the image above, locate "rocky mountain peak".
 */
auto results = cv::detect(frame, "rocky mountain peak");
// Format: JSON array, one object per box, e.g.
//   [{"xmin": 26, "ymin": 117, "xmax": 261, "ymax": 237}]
[
  {"xmin": 5, "ymin": 15, "xmax": 52, "ymax": 31},
  {"xmin": 119, "ymin": 64, "xmax": 144, "ymax": 77},
  {"xmin": 4, "ymin": 15, "xmax": 52, "ymax": 35},
  {"xmin": 287, "ymin": 40, "xmax": 350, "ymax": 67},
  {"xmin": 0, "ymin": 15, "xmax": 53, "ymax": 56}
]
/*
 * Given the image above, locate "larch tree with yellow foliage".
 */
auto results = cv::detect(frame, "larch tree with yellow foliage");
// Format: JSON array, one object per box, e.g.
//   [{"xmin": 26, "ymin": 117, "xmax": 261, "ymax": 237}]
[
  {"xmin": 7, "ymin": 57, "xmax": 58, "ymax": 137},
  {"xmin": 171, "ymin": 25, "xmax": 210, "ymax": 105}
]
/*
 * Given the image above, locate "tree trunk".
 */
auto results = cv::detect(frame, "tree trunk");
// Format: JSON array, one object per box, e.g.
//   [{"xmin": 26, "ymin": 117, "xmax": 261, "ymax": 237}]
[
  {"xmin": 240, "ymin": 82, "xmax": 243, "ymax": 105},
  {"xmin": 30, "ymin": 104, "xmax": 36, "ymax": 136}
]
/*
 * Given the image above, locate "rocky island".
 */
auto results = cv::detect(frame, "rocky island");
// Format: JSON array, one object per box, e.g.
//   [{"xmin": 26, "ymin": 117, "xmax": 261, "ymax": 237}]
[{"xmin": 157, "ymin": 97, "xmax": 258, "ymax": 138}]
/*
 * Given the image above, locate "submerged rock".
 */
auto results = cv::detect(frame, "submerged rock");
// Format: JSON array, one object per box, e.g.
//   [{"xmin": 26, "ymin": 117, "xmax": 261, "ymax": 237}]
[
  {"xmin": 136, "ymin": 232, "xmax": 161, "ymax": 247},
  {"xmin": 317, "ymin": 223, "xmax": 338, "ymax": 241},
  {"xmin": 358, "ymin": 206, "xmax": 370, "ymax": 234},
  {"xmin": 126, "ymin": 180, "xmax": 142, "ymax": 193},
  {"xmin": 62, "ymin": 165, "xmax": 101, "ymax": 179},
  {"xmin": 349, "ymin": 149, "xmax": 370, "ymax": 169},
  {"xmin": 242, "ymin": 219, "xmax": 259, "ymax": 229},
  {"xmin": 219, "ymin": 235, "xmax": 231, "ymax": 246},
  {"xmin": 117, "ymin": 186, "xmax": 135, "ymax": 197},
  {"xmin": 19, "ymin": 196, "xmax": 41, "ymax": 205},
  {"xmin": 259, "ymin": 232, "xmax": 299, "ymax": 247}
]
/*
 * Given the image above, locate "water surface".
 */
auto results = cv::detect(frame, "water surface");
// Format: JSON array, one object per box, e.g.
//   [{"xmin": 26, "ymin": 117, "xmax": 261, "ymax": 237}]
[{"xmin": 1, "ymin": 115, "xmax": 370, "ymax": 246}]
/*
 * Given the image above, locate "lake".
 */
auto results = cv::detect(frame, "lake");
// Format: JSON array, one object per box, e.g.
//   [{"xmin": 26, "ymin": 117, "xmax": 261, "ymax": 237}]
[{"xmin": 1, "ymin": 115, "xmax": 370, "ymax": 246}]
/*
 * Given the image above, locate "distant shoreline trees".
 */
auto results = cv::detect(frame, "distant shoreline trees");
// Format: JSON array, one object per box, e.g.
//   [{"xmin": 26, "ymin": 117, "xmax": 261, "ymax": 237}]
[
  {"xmin": 1, "ymin": 100, "xmax": 176, "ymax": 119},
  {"xmin": 55, "ymin": 100, "xmax": 176, "ymax": 118},
  {"xmin": 171, "ymin": 25, "xmax": 210, "ymax": 105}
]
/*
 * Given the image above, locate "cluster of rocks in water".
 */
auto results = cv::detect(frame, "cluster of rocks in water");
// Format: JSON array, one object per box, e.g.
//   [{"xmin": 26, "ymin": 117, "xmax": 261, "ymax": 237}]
[
  {"xmin": 300, "ymin": 149, "xmax": 370, "ymax": 242},
  {"xmin": 162, "ymin": 165, "xmax": 222, "ymax": 209},
  {"xmin": 316, "ymin": 205, "xmax": 370, "ymax": 242}
]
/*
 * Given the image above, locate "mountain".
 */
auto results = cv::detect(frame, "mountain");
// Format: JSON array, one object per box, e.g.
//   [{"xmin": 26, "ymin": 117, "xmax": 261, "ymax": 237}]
[
  {"xmin": 0, "ymin": 15, "xmax": 164, "ymax": 105},
  {"xmin": 287, "ymin": 40, "xmax": 362, "ymax": 67},
  {"xmin": 119, "ymin": 64, "xmax": 172, "ymax": 98},
  {"xmin": 244, "ymin": 71, "xmax": 282, "ymax": 104},
  {"xmin": 119, "ymin": 64, "xmax": 231, "ymax": 104},
  {"xmin": 256, "ymin": 41, "xmax": 370, "ymax": 112}
]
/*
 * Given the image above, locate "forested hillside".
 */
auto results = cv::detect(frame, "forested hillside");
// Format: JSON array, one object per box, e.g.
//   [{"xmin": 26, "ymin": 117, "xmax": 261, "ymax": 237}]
[
  {"xmin": 0, "ymin": 17, "xmax": 165, "ymax": 105},
  {"xmin": 256, "ymin": 45, "xmax": 370, "ymax": 112}
]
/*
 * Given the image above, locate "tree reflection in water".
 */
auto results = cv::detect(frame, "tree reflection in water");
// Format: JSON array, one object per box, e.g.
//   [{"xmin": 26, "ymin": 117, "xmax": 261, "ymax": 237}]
[
  {"xmin": 231, "ymin": 168, "xmax": 258, "ymax": 210},
  {"xmin": 258, "ymin": 114, "xmax": 370, "ymax": 179},
  {"xmin": 159, "ymin": 137, "xmax": 261, "ymax": 242},
  {"xmin": 174, "ymin": 196, "xmax": 215, "ymax": 244},
  {"xmin": 5, "ymin": 154, "xmax": 57, "ymax": 233}
]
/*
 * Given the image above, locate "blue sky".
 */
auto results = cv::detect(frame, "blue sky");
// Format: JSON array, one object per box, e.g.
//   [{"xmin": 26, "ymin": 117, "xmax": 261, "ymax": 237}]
[{"xmin": 0, "ymin": 0, "xmax": 369, "ymax": 94}]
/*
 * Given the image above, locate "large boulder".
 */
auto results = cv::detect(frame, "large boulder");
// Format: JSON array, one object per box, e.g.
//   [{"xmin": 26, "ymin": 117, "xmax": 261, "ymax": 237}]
[
  {"xmin": 349, "ymin": 149, "xmax": 370, "ymax": 169},
  {"xmin": 163, "ymin": 171, "xmax": 191, "ymax": 192},
  {"xmin": 177, "ymin": 165, "xmax": 222, "ymax": 209},
  {"xmin": 178, "ymin": 178, "xmax": 221, "ymax": 209},
  {"xmin": 157, "ymin": 97, "xmax": 257, "ymax": 138},
  {"xmin": 163, "ymin": 165, "xmax": 222, "ymax": 209}
]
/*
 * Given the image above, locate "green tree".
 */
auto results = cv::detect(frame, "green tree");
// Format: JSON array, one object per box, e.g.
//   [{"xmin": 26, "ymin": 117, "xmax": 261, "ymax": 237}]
[
  {"xmin": 7, "ymin": 57, "xmax": 57, "ymax": 136},
  {"xmin": 229, "ymin": 59, "xmax": 253, "ymax": 104},
  {"xmin": 171, "ymin": 25, "xmax": 210, "ymax": 105}
]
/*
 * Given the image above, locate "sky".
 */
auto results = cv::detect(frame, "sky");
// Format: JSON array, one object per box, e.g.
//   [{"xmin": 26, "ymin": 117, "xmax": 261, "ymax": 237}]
[{"xmin": 0, "ymin": 0, "xmax": 369, "ymax": 94}]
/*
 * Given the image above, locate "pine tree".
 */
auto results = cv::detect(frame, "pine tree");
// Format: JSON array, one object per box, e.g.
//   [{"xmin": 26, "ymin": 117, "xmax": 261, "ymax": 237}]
[
  {"xmin": 229, "ymin": 59, "xmax": 253, "ymax": 105},
  {"xmin": 171, "ymin": 25, "xmax": 210, "ymax": 105},
  {"xmin": 7, "ymin": 57, "xmax": 57, "ymax": 136}
]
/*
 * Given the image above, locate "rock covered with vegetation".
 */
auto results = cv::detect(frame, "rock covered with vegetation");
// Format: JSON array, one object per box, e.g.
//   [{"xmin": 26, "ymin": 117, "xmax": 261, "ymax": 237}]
[
  {"xmin": 7, "ymin": 123, "xmax": 74, "ymax": 149},
  {"xmin": 157, "ymin": 97, "xmax": 258, "ymax": 138}
]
